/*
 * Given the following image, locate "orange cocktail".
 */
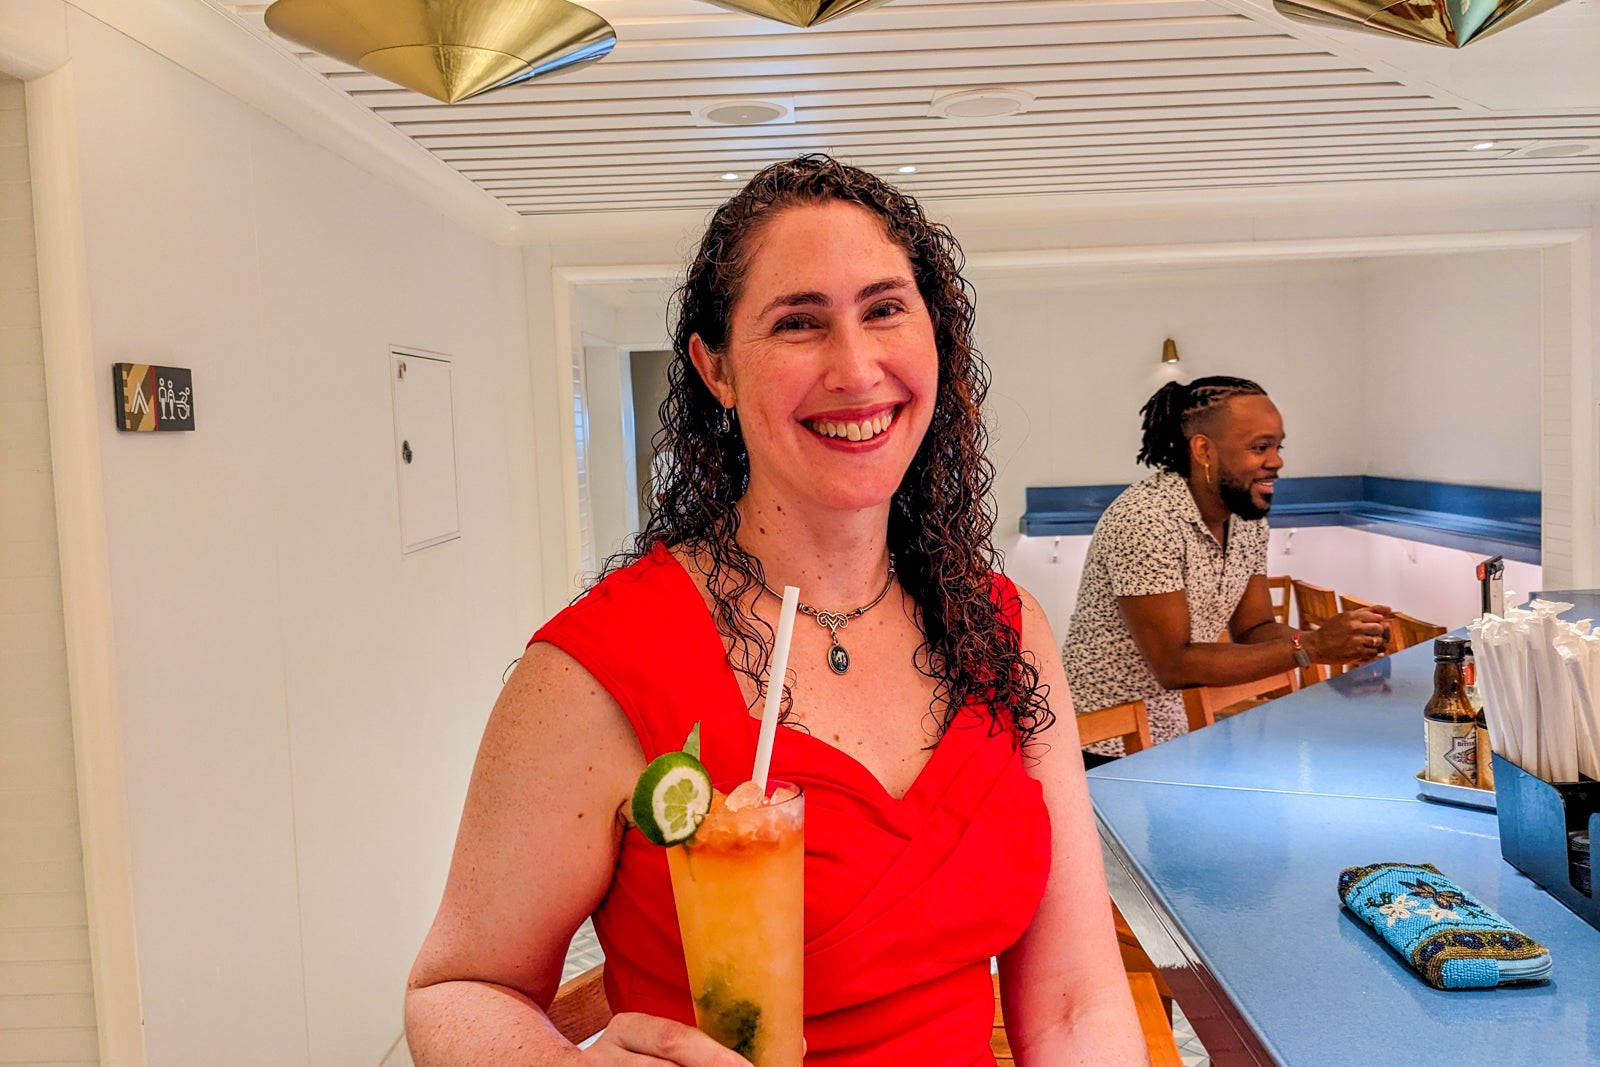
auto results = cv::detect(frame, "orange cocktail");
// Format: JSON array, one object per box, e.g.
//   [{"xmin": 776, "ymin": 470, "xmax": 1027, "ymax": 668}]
[{"xmin": 665, "ymin": 781, "xmax": 804, "ymax": 1067}]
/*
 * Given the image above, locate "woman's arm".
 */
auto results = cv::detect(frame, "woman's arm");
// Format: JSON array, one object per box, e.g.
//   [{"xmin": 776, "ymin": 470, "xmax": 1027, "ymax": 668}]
[
  {"xmin": 404, "ymin": 643, "xmax": 747, "ymax": 1067},
  {"xmin": 999, "ymin": 586, "xmax": 1150, "ymax": 1067}
]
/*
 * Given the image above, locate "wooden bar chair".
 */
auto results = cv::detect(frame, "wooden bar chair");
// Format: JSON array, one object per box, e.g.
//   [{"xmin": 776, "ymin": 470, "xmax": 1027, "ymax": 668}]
[
  {"xmin": 555, "ymin": 958, "xmax": 1185, "ymax": 1066},
  {"xmin": 550, "ymin": 963, "xmax": 611, "ymax": 1044},
  {"xmin": 1339, "ymin": 594, "xmax": 1402, "ymax": 654},
  {"xmin": 1076, "ymin": 700, "xmax": 1176, "ymax": 1023},
  {"xmin": 1266, "ymin": 574, "xmax": 1293, "ymax": 626},
  {"xmin": 1076, "ymin": 699, "xmax": 1154, "ymax": 754},
  {"xmin": 992, "ymin": 971, "xmax": 1183, "ymax": 1067},
  {"xmin": 1391, "ymin": 611, "xmax": 1447, "ymax": 651},
  {"xmin": 1182, "ymin": 668, "xmax": 1301, "ymax": 731},
  {"xmin": 1292, "ymin": 579, "xmax": 1338, "ymax": 629},
  {"xmin": 1291, "ymin": 580, "xmax": 1342, "ymax": 681}
]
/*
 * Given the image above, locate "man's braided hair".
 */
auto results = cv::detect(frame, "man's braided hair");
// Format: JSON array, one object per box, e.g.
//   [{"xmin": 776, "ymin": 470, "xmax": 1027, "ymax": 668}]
[{"xmin": 1136, "ymin": 376, "xmax": 1267, "ymax": 476}]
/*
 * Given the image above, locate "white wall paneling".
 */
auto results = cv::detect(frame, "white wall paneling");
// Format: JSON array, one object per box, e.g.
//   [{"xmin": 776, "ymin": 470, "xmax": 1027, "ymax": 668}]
[
  {"xmin": 22, "ymin": 8, "xmax": 537, "ymax": 1064},
  {"xmin": 0, "ymin": 72, "xmax": 100, "ymax": 1067}
]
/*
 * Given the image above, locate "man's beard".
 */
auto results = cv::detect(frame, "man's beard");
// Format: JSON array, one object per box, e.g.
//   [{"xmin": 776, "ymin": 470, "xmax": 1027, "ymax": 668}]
[{"xmin": 1219, "ymin": 470, "xmax": 1271, "ymax": 520}]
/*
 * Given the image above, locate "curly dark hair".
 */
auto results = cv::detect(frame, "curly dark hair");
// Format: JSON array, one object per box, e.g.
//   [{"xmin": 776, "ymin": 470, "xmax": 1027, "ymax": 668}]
[
  {"xmin": 597, "ymin": 154, "xmax": 1052, "ymax": 748},
  {"xmin": 1136, "ymin": 376, "xmax": 1267, "ymax": 476}
]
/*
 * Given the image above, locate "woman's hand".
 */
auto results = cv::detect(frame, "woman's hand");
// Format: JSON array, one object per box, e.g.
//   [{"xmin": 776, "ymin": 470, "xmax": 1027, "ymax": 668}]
[{"xmin": 575, "ymin": 1013, "xmax": 753, "ymax": 1066}]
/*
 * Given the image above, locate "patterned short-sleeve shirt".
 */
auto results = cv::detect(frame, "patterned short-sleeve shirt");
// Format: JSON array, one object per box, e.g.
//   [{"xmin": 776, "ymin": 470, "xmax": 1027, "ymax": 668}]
[{"xmin": 1062, "ymin": 471, "xmax": 1269, "ymax": 753}]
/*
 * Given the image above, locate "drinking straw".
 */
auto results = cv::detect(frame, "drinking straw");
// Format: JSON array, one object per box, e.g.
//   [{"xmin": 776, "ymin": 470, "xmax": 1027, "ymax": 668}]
[{"xmin": 753, "ymin": 585, "xmax": 800, "ymax": 793}]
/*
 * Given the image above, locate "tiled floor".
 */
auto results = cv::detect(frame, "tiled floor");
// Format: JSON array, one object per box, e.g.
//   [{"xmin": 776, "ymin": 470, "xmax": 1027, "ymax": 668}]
[
  {"xmin": 1170, "ymin": 1001, "xmax": 1211, "ymax": 1067},
  {"xmin": 561, "ymin": 926, "xmax": 1211, "ymax": 1064},
  {"xmin": 562, "ymin": 918, "xmax": 605, "ymax": 982}
]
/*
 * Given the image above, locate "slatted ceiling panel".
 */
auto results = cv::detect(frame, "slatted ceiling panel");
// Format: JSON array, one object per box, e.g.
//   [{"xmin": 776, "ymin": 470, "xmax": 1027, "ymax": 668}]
[{"xmin": 214, "ymin": 0, "xmax": 1600, "ymax": 215}]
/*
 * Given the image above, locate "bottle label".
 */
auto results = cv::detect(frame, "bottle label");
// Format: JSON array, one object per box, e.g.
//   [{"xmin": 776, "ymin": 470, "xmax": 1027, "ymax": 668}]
[
  {"xmin": 1475, "ymin": 725, "xmax": 1495, "ymax": 791},
  {"xmin": 1426, "ymin": 719, "xmax": 1477, "ymax": 787}
]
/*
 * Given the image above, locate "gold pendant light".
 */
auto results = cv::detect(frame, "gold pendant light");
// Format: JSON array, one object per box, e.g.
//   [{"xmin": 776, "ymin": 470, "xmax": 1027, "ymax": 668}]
[
  {"xmin": 699, "ymin": 0, "xmax": 890, "ymax": 28},
  {"xmin": 263, "ymin": 0, "xmax": 616, "ymax": 104},
  {"xmin": 1273, "ymin": 0, "xmax": 1570, "ymax": 47}
]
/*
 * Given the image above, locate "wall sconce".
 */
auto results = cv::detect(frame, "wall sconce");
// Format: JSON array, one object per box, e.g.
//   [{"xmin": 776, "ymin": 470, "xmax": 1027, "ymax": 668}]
[
  {"xmin": 1162, "ymin": 339, "xmax": 1180, "ymax": 364},
  {"xmin": 264, "ymin": 0, "xmax": 616, "ymax": 104}
]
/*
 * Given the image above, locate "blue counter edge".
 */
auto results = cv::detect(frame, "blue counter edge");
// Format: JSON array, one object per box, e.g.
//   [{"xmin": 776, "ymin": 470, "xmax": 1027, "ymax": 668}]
[{"xmin": 1021, "ymin": 475, "xmax": 1540, "ymax": 564}]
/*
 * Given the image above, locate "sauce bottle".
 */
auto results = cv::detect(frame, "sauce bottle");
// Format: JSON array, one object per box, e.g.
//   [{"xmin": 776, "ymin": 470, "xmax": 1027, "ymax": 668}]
[
  {"xmin": 1425, "ymin": 636, "xmax": 1477, "ymax": 787},
  {"xmin": 1463, "ymin": 639, "xmax": 1494, "ymax": 791}
]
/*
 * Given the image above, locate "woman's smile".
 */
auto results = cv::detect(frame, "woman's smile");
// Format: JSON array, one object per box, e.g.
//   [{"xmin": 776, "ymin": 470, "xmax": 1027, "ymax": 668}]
[{"xmin": 804, "ymin": 405, "xmax": 901, "ymax": 443}]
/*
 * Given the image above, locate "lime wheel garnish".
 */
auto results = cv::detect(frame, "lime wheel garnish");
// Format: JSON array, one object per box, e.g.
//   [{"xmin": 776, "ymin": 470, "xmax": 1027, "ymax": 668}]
[{"xmin": 631, "ymin": 750, "xmax": 713, "ymax": 846}]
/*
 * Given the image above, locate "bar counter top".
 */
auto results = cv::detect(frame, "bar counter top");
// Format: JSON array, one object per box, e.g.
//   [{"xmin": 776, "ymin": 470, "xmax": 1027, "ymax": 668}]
[{"xmin": 1088, "ymin": 590, "xmax": 1600, "ymax": 1067}]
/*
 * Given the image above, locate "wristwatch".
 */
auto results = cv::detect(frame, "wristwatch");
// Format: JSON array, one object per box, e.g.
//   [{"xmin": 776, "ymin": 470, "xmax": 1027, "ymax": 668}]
[{"xmin": 1290, "ymin": 632, "xmax": 1312, "ymax": 669}]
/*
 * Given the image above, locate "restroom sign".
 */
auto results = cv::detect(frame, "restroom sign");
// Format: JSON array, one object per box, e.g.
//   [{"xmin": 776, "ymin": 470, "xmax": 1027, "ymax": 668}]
[{"xmin": 113, "ymin": 363, "xmax": 195, "ymax": 432}]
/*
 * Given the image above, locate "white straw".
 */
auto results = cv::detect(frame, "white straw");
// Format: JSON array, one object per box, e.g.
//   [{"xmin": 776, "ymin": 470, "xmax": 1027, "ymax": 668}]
[{"xmin": 753, "ymin": 585, "xmax": 800, "ymax": 793}]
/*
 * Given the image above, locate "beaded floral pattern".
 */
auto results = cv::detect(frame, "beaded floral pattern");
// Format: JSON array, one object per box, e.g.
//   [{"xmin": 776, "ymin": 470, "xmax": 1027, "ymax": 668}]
[{"xmin": 1338, "ymin": 862, "xmax": 1550, "ymax": 989}]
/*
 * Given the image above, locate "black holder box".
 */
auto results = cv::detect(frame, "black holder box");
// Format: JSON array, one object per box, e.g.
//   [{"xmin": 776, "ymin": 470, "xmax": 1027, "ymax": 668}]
[{"xmin": 1493, "ymin": 752, "xmax": 1600, "ymax": 932}]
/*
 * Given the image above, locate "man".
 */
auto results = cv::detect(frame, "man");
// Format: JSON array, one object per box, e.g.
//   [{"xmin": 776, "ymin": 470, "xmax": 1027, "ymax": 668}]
[{"xmin": 1062, "ymin": 376, "xmax": 1390, "ymax": 760}]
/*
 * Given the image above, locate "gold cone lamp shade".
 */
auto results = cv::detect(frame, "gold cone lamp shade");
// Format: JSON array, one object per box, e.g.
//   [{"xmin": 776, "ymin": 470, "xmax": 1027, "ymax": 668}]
[
  {"xmin": 699, "ymin": 0, "xmax": 890, "ymax": 28},
  {"xmin": 1274, "ymin": 0, "xmax": 1570, "ymax": 47},
  {"xmin": 264, "ymin": 0, "xmax": 616, "ymax": 104}
]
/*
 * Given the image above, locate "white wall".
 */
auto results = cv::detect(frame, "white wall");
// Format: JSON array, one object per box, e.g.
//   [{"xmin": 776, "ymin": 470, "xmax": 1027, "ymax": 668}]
[
  {"xmin": 977, "ymin": 261, "xmax": 1370, "ymax": 540},
  {"xmin": 58, "ymin": 12, "xmax": 535, "ymax": 1066},
  {"xmin": 1361, "ymin": 250, "xmax": 1543, "ymax": 489}
]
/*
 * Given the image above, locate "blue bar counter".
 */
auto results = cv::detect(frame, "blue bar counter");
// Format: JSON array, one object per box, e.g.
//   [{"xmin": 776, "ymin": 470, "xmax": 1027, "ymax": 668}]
[{"xmin": 1087, "ymin": 591, "xmax": 1600, "ymax": 1067}]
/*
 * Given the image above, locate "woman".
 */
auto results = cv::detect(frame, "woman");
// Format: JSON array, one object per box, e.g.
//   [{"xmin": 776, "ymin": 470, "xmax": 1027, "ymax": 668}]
[{"xmin": 405, "ymin": 156, "xmax": 1147, "ymax": 1065}]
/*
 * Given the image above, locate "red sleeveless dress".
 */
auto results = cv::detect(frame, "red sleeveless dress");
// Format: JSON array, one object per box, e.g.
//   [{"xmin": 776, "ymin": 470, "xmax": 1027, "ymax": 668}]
[{"xmin": 533, "ymin": 545, "xmax": 1051, "ymax": 1066}]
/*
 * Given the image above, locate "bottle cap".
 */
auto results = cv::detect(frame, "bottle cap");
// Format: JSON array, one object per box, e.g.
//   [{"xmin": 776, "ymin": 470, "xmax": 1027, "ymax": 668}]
[{"xmin": 1433, "ymin": 635, "xmax": 1469, "ymax": 661}]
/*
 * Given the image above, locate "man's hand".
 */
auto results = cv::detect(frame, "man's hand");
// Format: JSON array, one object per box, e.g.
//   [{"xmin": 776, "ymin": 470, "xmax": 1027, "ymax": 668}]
[{"xmin": 1304, "ymin": 606, "xmax": 1393, "ymax": 664}]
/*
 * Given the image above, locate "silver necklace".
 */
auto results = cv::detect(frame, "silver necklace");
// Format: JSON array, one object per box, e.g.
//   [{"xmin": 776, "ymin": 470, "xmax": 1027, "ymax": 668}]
[{"xmin": 758, "ymin": 557, "xmax": 896, "ymax": 675}]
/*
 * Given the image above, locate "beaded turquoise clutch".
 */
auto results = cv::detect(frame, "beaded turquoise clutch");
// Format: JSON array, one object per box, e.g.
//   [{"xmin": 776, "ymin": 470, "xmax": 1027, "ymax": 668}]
[{"xmin": 1338, "ymin": 862, "xmax": 1552, "ymax": 989}]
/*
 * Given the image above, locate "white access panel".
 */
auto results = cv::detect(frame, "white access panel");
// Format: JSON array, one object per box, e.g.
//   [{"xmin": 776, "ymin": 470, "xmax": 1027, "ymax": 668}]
[{"xmin": 390, "ymin": 349, "xmax": 461, "ymax": 552}]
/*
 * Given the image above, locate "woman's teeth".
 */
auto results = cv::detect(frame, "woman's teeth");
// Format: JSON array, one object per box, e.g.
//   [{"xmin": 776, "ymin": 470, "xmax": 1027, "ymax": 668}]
[{"xmin": 809, "ymin": 411, "xmax": 894, "ymax": 441}]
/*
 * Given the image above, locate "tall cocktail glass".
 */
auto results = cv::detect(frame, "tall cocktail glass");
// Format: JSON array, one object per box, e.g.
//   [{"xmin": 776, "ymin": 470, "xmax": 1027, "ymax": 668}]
[{"xmin": 665, "ymin": 780, "xmax": 804, "ymax": 1067}]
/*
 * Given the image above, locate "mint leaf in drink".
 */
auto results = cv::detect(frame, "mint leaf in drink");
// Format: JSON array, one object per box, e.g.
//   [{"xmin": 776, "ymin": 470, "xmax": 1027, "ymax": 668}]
[{"xmin": 695, "ymin": 975, "xmax": 761, "ymax": 1060}]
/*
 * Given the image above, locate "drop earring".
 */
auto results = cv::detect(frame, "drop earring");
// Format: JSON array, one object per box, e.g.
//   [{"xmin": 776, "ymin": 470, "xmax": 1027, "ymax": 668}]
[{"xmin": 717, "ymin": 406, "xmax": 731, "ymax": 435}]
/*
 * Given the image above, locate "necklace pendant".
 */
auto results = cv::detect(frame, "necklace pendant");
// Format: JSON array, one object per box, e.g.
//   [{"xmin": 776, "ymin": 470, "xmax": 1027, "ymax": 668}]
[{"xmin": 827, "ymin": 643, "xmax": 849, "ymax": 675}]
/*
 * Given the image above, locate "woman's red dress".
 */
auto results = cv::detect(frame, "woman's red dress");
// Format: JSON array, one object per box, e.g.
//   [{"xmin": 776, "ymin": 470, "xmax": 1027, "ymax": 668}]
[{"xmin": 533, "ymin": 545, "xmax": 1051, "ymax": 1066}]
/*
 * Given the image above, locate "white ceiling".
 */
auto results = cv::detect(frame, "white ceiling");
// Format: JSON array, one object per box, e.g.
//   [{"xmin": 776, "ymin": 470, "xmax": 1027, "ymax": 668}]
[{"xmin": 211, "ymin": 0, "xmax": 1600, "ymax": 217}]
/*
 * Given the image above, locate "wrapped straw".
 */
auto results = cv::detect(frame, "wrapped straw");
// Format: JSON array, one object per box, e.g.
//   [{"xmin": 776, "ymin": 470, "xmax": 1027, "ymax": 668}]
[{"xmin": 1471, "ymin": 599, "xmax": 1600, "ymax": 784}]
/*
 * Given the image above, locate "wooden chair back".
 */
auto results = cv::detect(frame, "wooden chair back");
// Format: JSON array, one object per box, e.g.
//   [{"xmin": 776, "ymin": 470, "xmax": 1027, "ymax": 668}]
[
  {"xmin": 1292, "ymin": 580, "xmax": 1339, "ymax": 629},
  {"xmin": 992, "ymin": 971, "xmax": 1182, "ymax": 1067},
  {"xmin": 1076, "ymin": 700, "xmax": 1153, "ymax": 754},
  {"xmin": 1266, "ymin": 574, "xmax": 1293, "ymax": 626},
  {"xmin": 561, "ymin": 956, "xmax": 1183, "ymax": 1065},
  {"xmin": 1182, "ymin": 668, "xmax": 1301, "ymax": 731},
  {"xmin": 549, "ymin": 964, "xmax": 611, "ymax": 1046},
  {"xmin": 1392, "ymin": 611, "xmax": 1447, "ymax": 651}
]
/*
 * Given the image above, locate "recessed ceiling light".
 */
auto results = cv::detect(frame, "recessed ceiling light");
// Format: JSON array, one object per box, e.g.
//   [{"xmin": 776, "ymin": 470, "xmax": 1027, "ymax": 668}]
[
  {"xmin": 694, "ymin": 98, "xmax": 794, "ymax": 127},
  {"xmin": 928, "ymin": 87, "xmax": 1034, "ymax": 120},
  {"xmin": 719, "ymin": 172, "xmax": 740, "ymax": 181},
  {"xmin": 1524, "ymin": 142, "xmax": 1593, "ymax": 158},
  {"xmin": 1505, "ymin": 140, "xmax": 1597, "ymax": 159},
  {"xmin": 1469, "ymin": 141, "xmax": 1497, "ymax": 151},
  {"xmin": 897, "ymin": 165, "xmax": 918, "ymax": 174}
]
